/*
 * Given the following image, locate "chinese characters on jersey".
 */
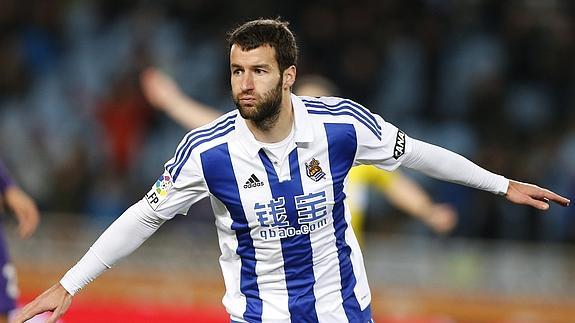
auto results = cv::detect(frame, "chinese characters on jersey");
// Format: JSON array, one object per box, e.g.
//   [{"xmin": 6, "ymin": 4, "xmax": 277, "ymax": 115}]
[{"xmin": 257, "ymin": 191, "xmax": 329, "ymax": 240}]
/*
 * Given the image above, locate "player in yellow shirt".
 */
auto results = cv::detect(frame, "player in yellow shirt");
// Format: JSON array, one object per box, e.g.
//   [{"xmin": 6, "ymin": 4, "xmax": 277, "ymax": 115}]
[{"xmin": 140, "ymin": 68, "xmax": 457, "ymax": 244}]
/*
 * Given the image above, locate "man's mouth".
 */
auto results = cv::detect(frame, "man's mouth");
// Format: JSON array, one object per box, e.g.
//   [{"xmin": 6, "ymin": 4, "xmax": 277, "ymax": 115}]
[{"xmin": 239, "ymin": 95, "xmax": 256, "ymax": 104}]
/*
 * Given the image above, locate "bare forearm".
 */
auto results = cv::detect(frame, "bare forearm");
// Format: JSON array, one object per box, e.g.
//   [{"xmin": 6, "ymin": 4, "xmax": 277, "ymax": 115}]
[
  {"xmin": 141, "ymin": 67, "xmax": 222, "ymax": 129},
  {"xmin": 382, "ymin": 174, "xmax": 434, "ymax": 219},
  {"xmin": 163, "ymin": 95, "xmax": 221, "ymax": 129}
]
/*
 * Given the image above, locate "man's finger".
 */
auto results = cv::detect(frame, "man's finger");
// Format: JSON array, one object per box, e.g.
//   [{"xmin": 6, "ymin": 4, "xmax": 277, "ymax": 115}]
[
  {"xmin": 15, "ymin": 305, "xmax": 41, "ymax": 323},
  {"xmin": 543, "ymin": 190, "xmax": 570, "ymax": 206},
  {"xmin": 529, "ymin": 197, "xmax": 549, "ymax": 210},
  {"xmin": 46, "ymin": 311, "xmax": 61, "ymax": 323},
  {"xmin": 45, "ymin": 315, "xmax": 57, "ymax": 323}
]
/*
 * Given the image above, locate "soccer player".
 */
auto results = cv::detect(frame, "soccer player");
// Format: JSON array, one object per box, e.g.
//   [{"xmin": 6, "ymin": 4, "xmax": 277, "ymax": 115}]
[
  {"xmin": 15, "ymin": 19, "xmax": 570, "ymax": 323},
  {"xmin": 0, "ymin": 159, "xmax": 40, "ymax": 323},
  {"xmin": 140, "ymin": 68, "xmax": 457, "ymax": 242}
]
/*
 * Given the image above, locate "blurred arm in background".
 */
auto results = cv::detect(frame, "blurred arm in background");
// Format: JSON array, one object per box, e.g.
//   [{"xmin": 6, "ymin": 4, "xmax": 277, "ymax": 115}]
[
  {"xmin": 0, "ymin": 159, "xmax": 40, "ymax": 240},
  {"xmin": 141, "ymin": 68, "xmax": 221, "ymax": 129}
]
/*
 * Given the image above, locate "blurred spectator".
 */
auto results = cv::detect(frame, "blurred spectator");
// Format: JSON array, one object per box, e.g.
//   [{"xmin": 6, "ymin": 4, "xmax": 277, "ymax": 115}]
[{"xmin": 96, "ymin": 70, "xmax": 152, "ymax": 173}]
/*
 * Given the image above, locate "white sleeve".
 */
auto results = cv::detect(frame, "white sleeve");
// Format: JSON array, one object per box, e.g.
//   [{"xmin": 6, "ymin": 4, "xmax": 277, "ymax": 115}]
[
  {"xmin": 401, "ymin": 138, "xmax": 509, "ymax": 195},
  {"xmin": 60, "ymin": 199, "xmax": 165, "ymax": 295}
]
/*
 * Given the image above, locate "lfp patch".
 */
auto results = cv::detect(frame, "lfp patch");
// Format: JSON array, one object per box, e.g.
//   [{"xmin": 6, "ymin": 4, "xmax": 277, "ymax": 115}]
[
  {"xmin": 155, "ymin": 173, "xmax": 173, "ymax": 197},
  {"xmin": 145, "ymin": 172, "xmax": 173, "ymax": 210}
]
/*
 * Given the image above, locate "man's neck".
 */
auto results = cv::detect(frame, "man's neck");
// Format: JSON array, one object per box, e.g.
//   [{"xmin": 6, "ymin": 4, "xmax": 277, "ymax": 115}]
[{"xmin": 247, "ymin": 93, "xmax": 294, "ymax": 143}]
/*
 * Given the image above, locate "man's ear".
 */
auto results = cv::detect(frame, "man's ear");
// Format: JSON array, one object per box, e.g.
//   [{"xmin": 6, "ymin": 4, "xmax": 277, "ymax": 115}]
[{"xmin": 283, "ymin": 66, "xmax": 296, "ymax": 90}]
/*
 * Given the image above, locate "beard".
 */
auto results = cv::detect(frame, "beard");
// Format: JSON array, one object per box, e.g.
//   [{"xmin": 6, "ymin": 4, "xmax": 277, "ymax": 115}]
[{"xmin": 233, "ymin": 78, "xmax": 283, "ymax": 131}]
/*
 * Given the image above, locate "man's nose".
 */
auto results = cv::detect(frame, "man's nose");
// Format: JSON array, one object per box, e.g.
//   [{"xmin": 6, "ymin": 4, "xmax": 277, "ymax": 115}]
[{"xmin": 241, "ymin": 73, "xmax": 254, "ymax": 91}]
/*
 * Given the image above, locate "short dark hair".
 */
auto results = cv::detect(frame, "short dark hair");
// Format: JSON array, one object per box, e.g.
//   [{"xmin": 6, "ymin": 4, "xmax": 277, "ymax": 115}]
[{"xmin": 227, "ymin": 18, "xmax": 298, "ymax": 73}]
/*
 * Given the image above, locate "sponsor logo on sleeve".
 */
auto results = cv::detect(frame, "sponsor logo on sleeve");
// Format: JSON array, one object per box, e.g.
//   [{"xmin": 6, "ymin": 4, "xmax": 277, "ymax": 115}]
[
  {"xmin": 145, "ymin": 172, "xmax": 173, "ymax": 210},
  {"xmin": 393, "ymin": 130, "xmax": 406, "ymax": 159}
]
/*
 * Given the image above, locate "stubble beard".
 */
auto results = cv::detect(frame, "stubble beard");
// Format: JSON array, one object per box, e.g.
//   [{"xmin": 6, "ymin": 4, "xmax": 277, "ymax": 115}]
[{"xmin": 234, "ymin": 78, "xmax": 283, "ymax": 132}]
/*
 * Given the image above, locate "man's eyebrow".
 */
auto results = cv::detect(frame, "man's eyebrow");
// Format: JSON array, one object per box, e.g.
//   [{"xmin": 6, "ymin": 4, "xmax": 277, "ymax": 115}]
[
  {"xmin": 231, "ymin": 63, "xmax": 272, "ymax": 69},
  {"xmin": 251, "ymin": 64, "xmax": 272, "ymax": 69}
]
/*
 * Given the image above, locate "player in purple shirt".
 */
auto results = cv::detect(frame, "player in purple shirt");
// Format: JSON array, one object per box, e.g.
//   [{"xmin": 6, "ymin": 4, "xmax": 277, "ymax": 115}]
[{"xmin": 0, "ymin": 159, "xmax": 39, "ymax": 322}]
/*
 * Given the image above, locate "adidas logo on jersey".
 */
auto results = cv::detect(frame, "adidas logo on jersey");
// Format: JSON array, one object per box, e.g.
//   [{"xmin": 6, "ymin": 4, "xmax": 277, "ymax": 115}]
[{"xmin": 244, "ymin": 174, "xmax": 264, "ymax": 189}]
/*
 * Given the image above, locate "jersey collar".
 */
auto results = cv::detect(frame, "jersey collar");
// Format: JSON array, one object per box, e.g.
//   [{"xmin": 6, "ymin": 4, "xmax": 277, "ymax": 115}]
[{"xmin": 235, "ymin": 93, "xmax": 314, "ymax": 158}]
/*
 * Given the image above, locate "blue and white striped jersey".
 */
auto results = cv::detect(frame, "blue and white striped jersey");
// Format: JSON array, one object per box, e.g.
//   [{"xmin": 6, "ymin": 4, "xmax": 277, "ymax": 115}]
[{"xmin": 144, "ymin": 94, "xmax": 411, "ymax": 323}]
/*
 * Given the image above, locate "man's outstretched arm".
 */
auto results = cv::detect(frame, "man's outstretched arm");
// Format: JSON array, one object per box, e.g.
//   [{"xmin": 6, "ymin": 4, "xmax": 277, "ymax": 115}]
[
  {"xmin": 401, "ymin": 138, "xmax": 570, "ymax": 209},
  {"xmin": 12, "ymin": 200, "xmax": 166, "ymax": 323}
]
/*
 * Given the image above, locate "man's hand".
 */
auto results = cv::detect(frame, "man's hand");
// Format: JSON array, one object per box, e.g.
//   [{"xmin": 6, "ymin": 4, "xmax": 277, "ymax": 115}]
[
  {"xmin": 12, "ymin": 283, "xmax": 73, "ymax": 323},
  {"xmin": 3, "ymin": 186, "xmax": 40, "ymax": 239},
  {"xmin": 421, "ymin": 203, "xmax": 457, "ymax": 234},
  {"xmin": 506, "ymin": 180, "xmax": 570, "ymax": 210}
]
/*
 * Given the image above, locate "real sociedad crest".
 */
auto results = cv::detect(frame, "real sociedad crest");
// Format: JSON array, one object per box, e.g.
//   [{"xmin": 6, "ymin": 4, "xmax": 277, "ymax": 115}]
[{"xmin": 305, "ymin": 158, "xmax": 326, "ymax": 182}]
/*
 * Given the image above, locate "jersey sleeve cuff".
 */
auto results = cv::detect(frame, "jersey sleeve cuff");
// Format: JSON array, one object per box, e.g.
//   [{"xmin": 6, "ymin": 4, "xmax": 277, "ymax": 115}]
[
  {"xmin": 494, "ymin": 175, "xmax": 510, "ymax": 196},
  {"xmin": 60, "ymin": 248, "xmax": 110, "ymax": 296}
]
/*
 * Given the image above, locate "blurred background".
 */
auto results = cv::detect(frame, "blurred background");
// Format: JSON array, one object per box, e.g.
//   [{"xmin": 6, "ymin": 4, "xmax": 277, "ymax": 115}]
[{"xmin": 1, "ymin": 0, "xmax": 575, "ymax": 322}]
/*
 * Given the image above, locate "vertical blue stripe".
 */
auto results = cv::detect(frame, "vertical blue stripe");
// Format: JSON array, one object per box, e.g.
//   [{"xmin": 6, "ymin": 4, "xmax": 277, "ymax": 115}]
[
  {"xmin": 325, "ymin": 123, "xmax": 371, "ymax": 322},
  {"xmin": 200, "ymin": 143, "xmax": 262, "ymax": 322},
  {"xmin": 259, "ymin": 149, "xmax": 319, "ymax": 323}
]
